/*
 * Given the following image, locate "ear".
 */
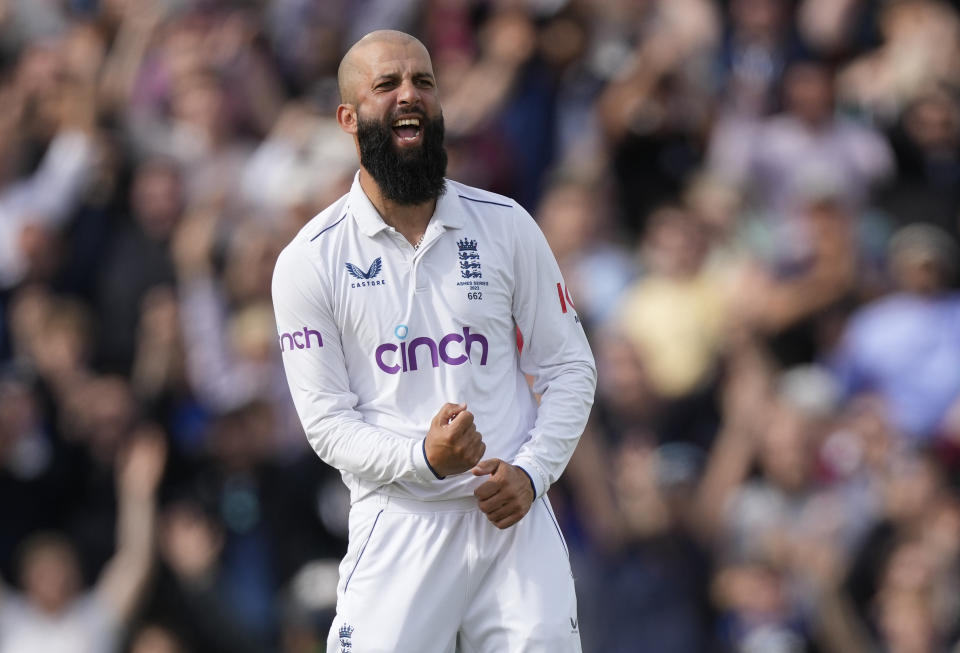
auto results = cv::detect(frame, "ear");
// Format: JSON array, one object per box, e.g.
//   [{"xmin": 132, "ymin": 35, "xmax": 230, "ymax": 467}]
[{"xmin": 337, "ymin": 104, "xmax": 358, "ymax": 135}]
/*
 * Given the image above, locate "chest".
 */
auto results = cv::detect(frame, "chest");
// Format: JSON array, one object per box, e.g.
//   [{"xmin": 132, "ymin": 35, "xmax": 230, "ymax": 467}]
[{"xmin": 330, "ymin": 231, "xmax": 514, "ymax": 352}]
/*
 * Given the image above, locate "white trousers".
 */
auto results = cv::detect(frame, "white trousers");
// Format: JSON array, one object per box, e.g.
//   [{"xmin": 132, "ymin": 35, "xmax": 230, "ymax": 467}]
[{"xmin": 326, "ymin": 492, "xmax": 582, "ymax": 653}]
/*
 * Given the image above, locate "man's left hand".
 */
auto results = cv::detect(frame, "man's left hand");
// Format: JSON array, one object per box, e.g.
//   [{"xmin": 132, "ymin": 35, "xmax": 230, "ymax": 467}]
[{"xmin": 472, "ymin": 459, "xmax": 535, "ymax": 529}]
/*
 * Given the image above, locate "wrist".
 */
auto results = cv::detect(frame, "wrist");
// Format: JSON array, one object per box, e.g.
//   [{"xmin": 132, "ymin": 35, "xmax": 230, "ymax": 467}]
[
  {"xmin": 515, "ymin": 465, "xmax": 536, "ymax": 503},
  {"xmin": 423, "ymin": 439, "xmax": 445, "ymax": 480},
  {"xmin": 118, "ymin": 486, "xmax": 155, "ymax": 503}
]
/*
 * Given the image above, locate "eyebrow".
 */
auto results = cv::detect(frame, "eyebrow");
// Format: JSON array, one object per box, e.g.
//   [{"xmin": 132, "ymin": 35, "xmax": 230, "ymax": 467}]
[{"xmin": 372, "ymin": 72, "xmax": 435, "ymax": 85}]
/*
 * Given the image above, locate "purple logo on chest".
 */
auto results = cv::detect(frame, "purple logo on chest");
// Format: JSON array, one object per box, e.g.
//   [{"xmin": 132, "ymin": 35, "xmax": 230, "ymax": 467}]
[{"xmin": 375, "ymin": 326, "xmax": 488, "ymax": 374}]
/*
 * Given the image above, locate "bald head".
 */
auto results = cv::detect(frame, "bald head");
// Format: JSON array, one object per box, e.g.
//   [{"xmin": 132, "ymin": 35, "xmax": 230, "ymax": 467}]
[{"xmin": 338, "ymin": 30, "xmax": 431, "ymax": 105}]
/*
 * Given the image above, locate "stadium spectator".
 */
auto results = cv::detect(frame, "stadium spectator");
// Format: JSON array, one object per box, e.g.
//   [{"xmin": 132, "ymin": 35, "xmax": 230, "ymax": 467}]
[
  {"xmin": 711, "ymin": 58, "xmax": 895, "ymax": 227},
  {"xmin": 149, "ymin": 498, "xmax": 263, "ymax": 653},
  {"xmin": 0, "ymin": 432, "xmax": 165, "ymax": 653},
  {"xmin": 95, "ymin": 158, "xmax": 181, "ymax": 373},
  {"xmin": 537, "ymin": 173, "xmax": 636, "ymax": 330},
  {"xmin": 879, "ymin": 88, "xmax": 960, "ymax": 236},
  {"xmin": 615, "ymin": 206, "xmax": 727, "ymax": 400},
  {"xmin": 830, "ymin": 224, "xmax": 960, "ymax": 441}
]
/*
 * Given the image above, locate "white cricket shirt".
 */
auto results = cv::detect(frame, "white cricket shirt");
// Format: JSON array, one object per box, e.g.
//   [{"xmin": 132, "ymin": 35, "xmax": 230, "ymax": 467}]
[{"xmin": 272, "ymin": 174, "xmax": 596, "ymax": 503}]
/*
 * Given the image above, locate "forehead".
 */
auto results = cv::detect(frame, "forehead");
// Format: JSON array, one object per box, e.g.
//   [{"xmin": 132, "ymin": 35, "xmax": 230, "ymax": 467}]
[{"xmin": 358, "ymin": 40, "xmax": 434, "ymax": 79}]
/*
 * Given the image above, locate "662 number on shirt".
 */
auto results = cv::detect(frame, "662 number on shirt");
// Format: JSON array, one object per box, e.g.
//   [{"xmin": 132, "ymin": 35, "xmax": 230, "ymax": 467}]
[{"xmin": 467, "ymin": 291, "xmax": 483, "ymax": 301}]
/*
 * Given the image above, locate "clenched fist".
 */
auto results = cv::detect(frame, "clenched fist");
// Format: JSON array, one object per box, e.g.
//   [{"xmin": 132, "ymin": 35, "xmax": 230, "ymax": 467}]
[
  {"xmin": 472, "ymin": 458, "xmax": 535, "ymax": 529},
  {"xmin": 424, "ymin": 403, "xmax": 485, "ymax": 478}
]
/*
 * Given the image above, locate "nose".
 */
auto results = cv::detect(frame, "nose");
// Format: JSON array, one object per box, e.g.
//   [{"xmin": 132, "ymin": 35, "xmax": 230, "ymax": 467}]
[{"xmin": 396, "ymin": 78, "xmax": 420, "ymax": 107}]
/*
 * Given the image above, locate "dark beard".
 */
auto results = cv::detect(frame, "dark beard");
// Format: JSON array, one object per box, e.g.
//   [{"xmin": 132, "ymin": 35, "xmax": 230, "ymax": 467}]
[{"xmin": 357, "ymin": 112, "xmax": 447, "ymax": 206}]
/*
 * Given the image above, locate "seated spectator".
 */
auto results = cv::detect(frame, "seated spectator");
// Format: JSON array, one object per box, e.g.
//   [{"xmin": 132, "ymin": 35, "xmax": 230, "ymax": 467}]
[
  {"xmin": 0, "ymin": 42, "xmax": 97, "ymax": 292},
  {"xmin": 0, "ymin": 373, "xmax": 64, "ymax": 579},
  {"xmin": 615, "ymin": 207, "xmax": 727, "ymax": 399},
  {"xmin": 830, "ymin": 224, "xmax": 960, "ymax": 441},
  {"xmin": 172, "ymin": 210, "xmax": 300, "ymax": 456},
  {"xmin": 879, "ymin": 87, "xmax": 960, "ymax": 238},
  {"xmin": 710, "ymin": 59, "xmax": 894, "ymax": 227},
  {"xmin": 143, "ymin": 499, "xmax": 262, "ymax": 653},
  {"xmin": 537, "ymin": 174, "xmax": 636, "ymax": 330},
  {"xmin": 96, "ymin": 158, "xmax": 182, "ymax": 374},
  {"xmin": 730, "ymin": 189, "xmax": 863, "ymax": 366},
  {"xmin": 0, "ymin": 433, "xmax": 165, "ymax": 653}
]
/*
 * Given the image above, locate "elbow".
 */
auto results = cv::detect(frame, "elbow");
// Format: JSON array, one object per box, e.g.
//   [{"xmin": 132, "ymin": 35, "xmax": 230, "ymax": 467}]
[
  {"xmin": 586, "ymin": 357, "xmax": 598, "ymax": 396},
  {"xmin": 572, "ymin": 357, "xmax": 598, "ymax": 407},
  {"xmin": 542, "ymin": 357, "xmax": 598, "ymax": 398},
  {"xmin": 302, "ymin": 415, "xmax": 339, "ymax": 466}
]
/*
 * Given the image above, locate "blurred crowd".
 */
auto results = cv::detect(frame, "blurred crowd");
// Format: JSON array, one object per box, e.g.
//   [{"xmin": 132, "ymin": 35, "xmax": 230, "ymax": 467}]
[{"xmin": 0, "ymin": 0, "xmax": 959, "ymax": 652}]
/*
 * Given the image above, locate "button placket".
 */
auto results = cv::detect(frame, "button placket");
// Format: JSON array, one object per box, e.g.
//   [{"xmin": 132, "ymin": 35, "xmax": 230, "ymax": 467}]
[{"xmin": 412, "ymin": 226, "xmax": 442, "ymax": 294}]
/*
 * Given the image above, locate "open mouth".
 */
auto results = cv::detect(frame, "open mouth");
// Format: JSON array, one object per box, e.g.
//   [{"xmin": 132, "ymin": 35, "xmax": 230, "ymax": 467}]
[{"xmin": 391, "ymin": 117, "xmax": 422, "ymax": 144}]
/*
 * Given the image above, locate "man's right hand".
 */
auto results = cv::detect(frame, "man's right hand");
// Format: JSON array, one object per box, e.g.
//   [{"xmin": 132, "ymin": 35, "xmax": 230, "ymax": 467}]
[{"xmin": 424, "ymin": 403, "xmax": 485, "ymax": 478}]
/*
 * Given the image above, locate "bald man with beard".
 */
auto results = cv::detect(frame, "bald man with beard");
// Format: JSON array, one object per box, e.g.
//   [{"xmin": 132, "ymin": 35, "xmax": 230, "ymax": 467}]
[{"xmin": 272, "ymin": 30, "xmax": 596, "ymax": 652}]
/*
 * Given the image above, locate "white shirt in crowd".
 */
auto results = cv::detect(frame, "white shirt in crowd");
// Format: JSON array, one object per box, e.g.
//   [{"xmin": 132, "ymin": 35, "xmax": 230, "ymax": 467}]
[{"xmin": 0, "ymin": 593, "xmax": 118, "ymax": 653}]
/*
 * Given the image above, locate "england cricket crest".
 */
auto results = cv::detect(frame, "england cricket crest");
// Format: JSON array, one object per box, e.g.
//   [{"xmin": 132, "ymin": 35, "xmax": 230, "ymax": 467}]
[
  {"xmin": 458, "ymin": 238, "xmax": 481, "ymax": 279},
  {"xmin": 339, "ymin": 623, "xmax": 354, "ymax": 652}
]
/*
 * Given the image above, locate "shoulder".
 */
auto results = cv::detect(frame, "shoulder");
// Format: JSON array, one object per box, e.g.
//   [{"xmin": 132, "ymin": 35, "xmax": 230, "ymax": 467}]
[
  {"xmin": 273, "ymin": 194, "xmax": 350, "ymax": 286},
  {"xmin": 275, "ymin": 193, "xmax": 350, "ymax": 265},
  {"xmin": 446, "ymin": 179, "xmax": 519, "ymax": 212},
  {"xmin": 444, "ymin": 180, "xmax": 538, "ymax": 243},
  {"xmin": 287, "ymin": 192, "xmax": 352, "ymax": 251}
]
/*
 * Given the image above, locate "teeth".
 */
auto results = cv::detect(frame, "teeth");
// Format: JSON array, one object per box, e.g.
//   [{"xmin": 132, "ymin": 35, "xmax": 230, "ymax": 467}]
[{"xmin": 392, "ymin": 118, "xmax": 420, "ymax": 127}]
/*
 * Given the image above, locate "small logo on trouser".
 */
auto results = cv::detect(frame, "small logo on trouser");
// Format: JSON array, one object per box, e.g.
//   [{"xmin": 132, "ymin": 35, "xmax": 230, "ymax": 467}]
[
  {"xmin": 339, "ymin": 623, "xmax": 354, "ymax": 652},
  {"xmin": 570, "ymin": 617, "xmax": 579, "ymax": 633}
]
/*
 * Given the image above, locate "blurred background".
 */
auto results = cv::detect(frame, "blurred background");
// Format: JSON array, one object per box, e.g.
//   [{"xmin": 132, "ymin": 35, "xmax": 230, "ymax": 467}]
[{"xmin": 1, "ymin": 0, "xmax": 960, "ymax": 651}]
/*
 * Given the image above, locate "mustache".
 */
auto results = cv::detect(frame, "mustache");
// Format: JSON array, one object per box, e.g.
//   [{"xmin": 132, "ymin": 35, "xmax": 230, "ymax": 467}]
[{"xmin": 388, "ymin": 108, "xmax": 428, "ymax": 122}]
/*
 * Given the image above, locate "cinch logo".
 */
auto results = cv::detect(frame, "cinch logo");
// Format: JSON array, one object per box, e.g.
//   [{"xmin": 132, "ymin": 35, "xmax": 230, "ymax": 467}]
[
  {"xmin": 279, "ymin": 327, "xmax": 323, "ymax": 352},
  {"xmin": 375, "ymin": 325, "xmax": 488, "ymax": 374}
]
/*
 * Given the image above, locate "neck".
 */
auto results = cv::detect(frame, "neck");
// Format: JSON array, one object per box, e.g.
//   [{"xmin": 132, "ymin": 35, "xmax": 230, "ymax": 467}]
[{"xmin": 359, "ymin": 167, "xmax": 437, "ymax": 246}]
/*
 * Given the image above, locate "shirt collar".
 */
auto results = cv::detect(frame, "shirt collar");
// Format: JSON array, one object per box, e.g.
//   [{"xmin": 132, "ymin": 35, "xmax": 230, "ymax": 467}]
[{"xmin": 348, "ymin": 171, "xmax": 464, "ymax": 238}]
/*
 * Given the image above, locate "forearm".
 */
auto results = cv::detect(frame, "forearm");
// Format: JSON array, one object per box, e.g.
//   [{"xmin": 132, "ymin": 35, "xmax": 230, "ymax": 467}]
[
  {"xmin": 178, "ymin": 277, "xmax": 251, "ymax": 409},
  {"xmin": 758, "ymin": 266, "xmax": 853, "ymax": 333},
  {"xmin": 24, "ymin": 130, "xmax": 93, "ymax": 225},
  {"xmin": 693, "ymin": 425, "xmax": 754, "ymax": 540},
  {"xmin": 812, "ymin": 587, "xmax": 872, "ymax": 653},
  {"xmin": 96, "ymin": 489, "xmax": 157, "ymax": 621},
  {"xmin": 98, "ymin": 15, "xmax": 155, "ymax": 112},
  {"xmin": 512, "ymin": 362, "xmax": 597, "ymax": 498},
  {"xmin": 97, "ymin": 434, "xmax": 166, "ymax": 620},
  {"xmin": 303, "ymin": 410, "xmax": 437, "ymax": 486},
  {"xmin": 131, "ymin": 340, "xmax": 175, "ymax": 398},
  {"xmin": 118, "ymin": 490, "xmax": 156, "ymax": 561},
  {"xmin": 563, "ymin": 423, "xmax": 623, "ymax": 548}
]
